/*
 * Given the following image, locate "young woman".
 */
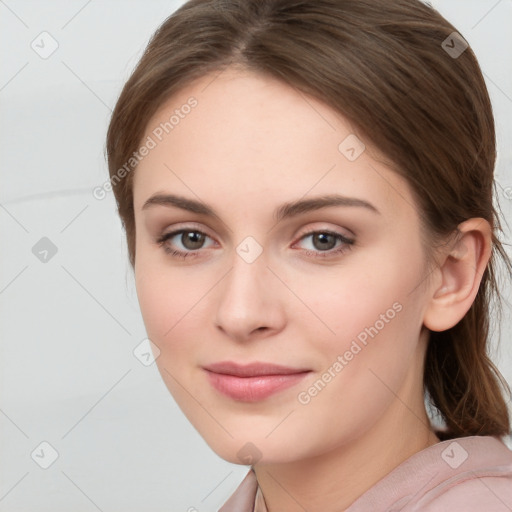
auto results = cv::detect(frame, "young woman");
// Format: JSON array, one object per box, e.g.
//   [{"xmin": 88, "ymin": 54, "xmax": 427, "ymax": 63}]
[{"xmin": 105, "ymin": 0, "xmax": 512, "ymax": 509}]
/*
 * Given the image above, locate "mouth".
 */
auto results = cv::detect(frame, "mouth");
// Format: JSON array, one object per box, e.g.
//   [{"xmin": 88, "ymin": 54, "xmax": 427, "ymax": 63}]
[{"xmin": 202, "ymin": 361, "xmax": 312, "ymax": 402}]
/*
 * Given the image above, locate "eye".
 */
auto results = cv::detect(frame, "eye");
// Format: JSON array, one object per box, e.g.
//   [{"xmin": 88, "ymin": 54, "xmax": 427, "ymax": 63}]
[
  {"xmin": 156, "ymin": 228, "xmax": 215, "ymax": 259},
  {"xmin": 293, "ymin": 230, "xmax": 354, "ymax": 259},
  {"xmin": 156, "ymin": 227, "xmax": 355, "ymax": 260}
]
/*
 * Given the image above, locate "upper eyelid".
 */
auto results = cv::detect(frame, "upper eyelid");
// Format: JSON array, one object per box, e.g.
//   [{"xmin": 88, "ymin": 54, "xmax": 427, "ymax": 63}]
[
  {"xmin": 162, "ymin": 224, "xmax": 217, "ymax": 245},
  {"xmin": 162, "ymin": 222, "xmax": 215, "ymax": 238}
]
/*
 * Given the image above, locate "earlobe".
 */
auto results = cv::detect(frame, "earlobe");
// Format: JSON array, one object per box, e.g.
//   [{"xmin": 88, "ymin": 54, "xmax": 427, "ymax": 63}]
[{"xmin": 423, "ymin": 218, "xmax": 492, "ymax": 332}]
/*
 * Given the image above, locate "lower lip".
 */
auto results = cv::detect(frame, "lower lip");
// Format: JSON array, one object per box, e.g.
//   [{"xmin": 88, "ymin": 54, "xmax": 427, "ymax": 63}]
[{"xmin": 205, "ymin": 370, "xmax": 310, "ymax": 402}]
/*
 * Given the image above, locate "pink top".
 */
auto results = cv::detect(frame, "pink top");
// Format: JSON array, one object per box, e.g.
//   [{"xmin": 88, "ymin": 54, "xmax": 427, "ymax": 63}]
[{"xmin": 218, "ymin": 435, "xmax": 512, "ymax": 511}]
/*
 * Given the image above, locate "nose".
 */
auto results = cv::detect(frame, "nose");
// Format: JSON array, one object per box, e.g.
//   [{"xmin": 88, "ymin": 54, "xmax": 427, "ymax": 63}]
[{"xmin": 214, "ymin": 249, "xmax": 287, "ymax": 343}]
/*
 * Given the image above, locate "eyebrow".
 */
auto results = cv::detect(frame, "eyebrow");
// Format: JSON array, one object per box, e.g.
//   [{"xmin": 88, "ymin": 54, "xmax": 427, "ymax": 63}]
[{"xmin": 141, "ymin": 192, "xmax": 380, "ymax": 221}]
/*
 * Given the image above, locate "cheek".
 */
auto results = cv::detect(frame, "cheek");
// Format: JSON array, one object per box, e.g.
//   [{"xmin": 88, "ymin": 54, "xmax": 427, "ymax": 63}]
[
  {"xmin": 135, "ymin": 268, "xmax": 208, "ymax": 403},
  {"xmin": 321, "ymin": 250, "xmax": 424, "ymax": 368},
  {"xmin": 135, "ymin": 271, "xmax": 169, "ymax": 340},
  {"xmin": 291, "ymin": 243, "xmax": 427, "ymax": 403},
  {"xmin": 135, "ymin": 263, "xmax": 201, "ymax": 350},
  {"xmin": 134, "ymin": 259, "xmax": 223, "ymax": 397},
  {"xmin": 293, "ymin": 245, "xmax": 424, "ymax": 352}
]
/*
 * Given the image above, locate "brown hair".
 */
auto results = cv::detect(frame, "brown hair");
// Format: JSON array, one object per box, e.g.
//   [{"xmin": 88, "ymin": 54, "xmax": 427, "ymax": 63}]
[{"xmin": 105, "ymin": 0, "xmax": 511, "ymax": 440}]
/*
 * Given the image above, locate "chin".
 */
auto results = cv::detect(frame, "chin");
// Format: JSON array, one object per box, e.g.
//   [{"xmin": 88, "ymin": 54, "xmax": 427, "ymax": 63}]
[{"xmin": 196, "ymin": 424, "xmax": 309, "ymax": 466}]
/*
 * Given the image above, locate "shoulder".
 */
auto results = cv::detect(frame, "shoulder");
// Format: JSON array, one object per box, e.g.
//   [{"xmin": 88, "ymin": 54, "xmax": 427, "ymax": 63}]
[
  {"xmin": 410, "ymin": 436, "xmax": 512, "ymax": 511},
  {"xmin": 416, "ymin": 474, "xmax": 512, "ymax": 511},
  {"xmin": 347, "ymin": 435, "xmax": 512, "ymax": 512}
]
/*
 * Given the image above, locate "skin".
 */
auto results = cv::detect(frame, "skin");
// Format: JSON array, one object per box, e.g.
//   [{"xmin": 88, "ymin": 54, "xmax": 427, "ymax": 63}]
[{"xmin": 132, "ymin": 67, "xmax": 492, "ymax": 512}]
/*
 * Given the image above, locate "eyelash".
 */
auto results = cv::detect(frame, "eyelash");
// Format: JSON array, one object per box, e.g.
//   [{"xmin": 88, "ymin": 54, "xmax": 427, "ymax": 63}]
[{"xmin": 155, "ymin": 228, "xmax": 355, "ymax": 260}]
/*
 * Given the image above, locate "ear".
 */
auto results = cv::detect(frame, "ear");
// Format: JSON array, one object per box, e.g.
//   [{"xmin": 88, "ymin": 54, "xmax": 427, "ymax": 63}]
[{"xmin": 423, "ymin": 218, "xmax": 492, "ymax": 332}]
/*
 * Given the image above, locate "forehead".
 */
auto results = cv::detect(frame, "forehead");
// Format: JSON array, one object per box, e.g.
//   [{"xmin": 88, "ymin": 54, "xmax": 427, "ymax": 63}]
[{"xmin": 132, "ymin": 68, "xmax": 418, "ymax": 224}]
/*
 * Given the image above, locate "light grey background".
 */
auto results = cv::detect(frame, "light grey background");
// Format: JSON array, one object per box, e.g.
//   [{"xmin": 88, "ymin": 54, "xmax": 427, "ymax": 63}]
[{"xmin": 1, "ymin": 1, "xmax": 511, "ymax": 510}]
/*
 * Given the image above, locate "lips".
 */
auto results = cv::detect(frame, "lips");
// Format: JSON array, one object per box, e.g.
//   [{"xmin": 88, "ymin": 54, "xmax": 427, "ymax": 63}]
[{"xmin": 203, "ymin": 361, "xmax": 312, "ymax": 402}]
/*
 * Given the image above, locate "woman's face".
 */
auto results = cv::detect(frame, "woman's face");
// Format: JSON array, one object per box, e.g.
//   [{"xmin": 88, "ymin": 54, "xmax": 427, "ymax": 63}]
[{"xmin": 132, "ymin": 67, "xmax": 436, "ymax": 464}]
